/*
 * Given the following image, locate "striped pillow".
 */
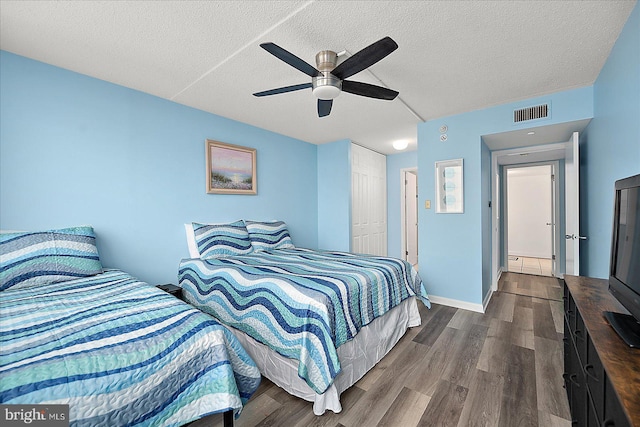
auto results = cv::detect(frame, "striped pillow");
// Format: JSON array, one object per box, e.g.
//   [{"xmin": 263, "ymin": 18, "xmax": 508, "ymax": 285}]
[
  {"xmin": 192, "ymin": 221, "xmax": 253, "ymax": 258},
  {"xmin": 0, "ymin": 226, "xmax": 103, "ymax": 292},
  {"xmin": 245, "ymin": 220, "xmax": 295, "ymax": 252}
]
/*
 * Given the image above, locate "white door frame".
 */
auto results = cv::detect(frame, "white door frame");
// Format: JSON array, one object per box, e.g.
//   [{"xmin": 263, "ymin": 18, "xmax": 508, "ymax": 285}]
[
  {"xmin": 491, "ymin": 142, "xmax": 568, "ymax": 291},
  {"xmin": 565, "ymin": 132, "xmax": 582, "ymax": 276},
  {"xmin": 400, "ymin": 167, "xmax": 418, "ymax": 263},
  {"xmin": 502, "ymin": 161, "xmax": 560, "ymax": 277}
]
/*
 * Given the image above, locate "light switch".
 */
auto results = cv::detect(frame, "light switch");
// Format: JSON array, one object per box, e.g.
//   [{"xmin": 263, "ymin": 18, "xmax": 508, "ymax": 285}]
[{"xmin": 425, "ymin": 200, "xmax": 431, "ymax": 209}]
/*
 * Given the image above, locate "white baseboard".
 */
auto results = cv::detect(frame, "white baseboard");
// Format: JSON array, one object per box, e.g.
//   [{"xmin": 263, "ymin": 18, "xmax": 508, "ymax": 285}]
[{"xmin": 428, "ymin": 295, "xmax": 484, "ymax": 313}]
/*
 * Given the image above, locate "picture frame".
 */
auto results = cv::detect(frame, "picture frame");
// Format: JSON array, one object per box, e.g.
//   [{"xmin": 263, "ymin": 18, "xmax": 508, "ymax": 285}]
[
  {"xmin": 435, "ymin": 158, "xmax": 464, "ymax": 213},
  {"xmin": 205, "ymin": 139, "xmax": 257, "ymax": 195}
]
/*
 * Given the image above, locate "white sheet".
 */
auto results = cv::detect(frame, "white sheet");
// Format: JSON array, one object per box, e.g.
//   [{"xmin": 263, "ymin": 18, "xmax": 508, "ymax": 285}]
[{"xmin": 227, "ymin": 296, "xmax": 421, "ymax": 415}]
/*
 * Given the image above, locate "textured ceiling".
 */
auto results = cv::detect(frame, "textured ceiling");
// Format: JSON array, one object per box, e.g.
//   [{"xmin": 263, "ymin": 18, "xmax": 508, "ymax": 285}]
[{"xmin": 0, "ymin": 1, "xmax": 636, "ymax": 154}]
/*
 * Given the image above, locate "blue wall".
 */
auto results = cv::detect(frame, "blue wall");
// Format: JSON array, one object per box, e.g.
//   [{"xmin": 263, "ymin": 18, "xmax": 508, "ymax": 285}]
[
  {"xmin": 581, "ymin": 2, "xmax": 640, "ymax": 278},
  {"xmin": 386, "ymin": 150, "xmax": 418, "ymax": 259},
  {"xmin": 0, "ymin": 51, "xmax": 318, "ymax": 285},
  {"xmin": 418, "ymin": 86, "xmax": 594, "ymax": 305},
  {"xmin": 317, "ymin": 139, "xmax": 352, "ymax": 251}
]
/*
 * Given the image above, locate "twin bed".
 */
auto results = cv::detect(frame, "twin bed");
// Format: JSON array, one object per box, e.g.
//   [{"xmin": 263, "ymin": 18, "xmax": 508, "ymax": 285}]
[
  {"xmin": 0, "ymin": 227, "xmax": 261, "ymax": 426},
  {"xmin": 1, "ymin": 221, "xmax": 430, "ymax": 424}
]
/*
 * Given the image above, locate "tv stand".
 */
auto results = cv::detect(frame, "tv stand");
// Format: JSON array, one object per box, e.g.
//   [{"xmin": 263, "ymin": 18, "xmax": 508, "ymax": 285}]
[
  {"xmin": 563, "ymin": 275, "xmax": 640, "ymax": 426},
  {"xmin": 605, "ymin": 311, "xmax": 640, "ymax": 348}
]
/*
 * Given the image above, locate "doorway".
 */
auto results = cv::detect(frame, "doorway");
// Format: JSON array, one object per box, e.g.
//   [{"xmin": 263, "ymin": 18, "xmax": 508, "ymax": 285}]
[
  {"xmin": 401, "ymin": 168, "xmax": 418, "ymax": 267},
  {"xmin": 504, "ymin": 164, "xmax": 557, "ymax": 277}
]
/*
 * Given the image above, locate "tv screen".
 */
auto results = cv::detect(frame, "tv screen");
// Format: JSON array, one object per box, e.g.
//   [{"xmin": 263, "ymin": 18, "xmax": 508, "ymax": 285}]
[
  {"xmin": 612, "ymin": 182, "xmax": 640, "ymax": 294},
  {"xmin": 607, "ymin": 174, "xmax": 640, "ymax": 347}
]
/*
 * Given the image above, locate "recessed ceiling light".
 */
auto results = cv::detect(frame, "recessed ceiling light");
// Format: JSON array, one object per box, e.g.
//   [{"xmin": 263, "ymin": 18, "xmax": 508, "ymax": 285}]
[
  {"xmin": 392, "ymin": 140, "xmax": 409, "ymax": 150},
  {"xmin": 527, "ymin": 131, "xmax": 535, "ymax": 135}
]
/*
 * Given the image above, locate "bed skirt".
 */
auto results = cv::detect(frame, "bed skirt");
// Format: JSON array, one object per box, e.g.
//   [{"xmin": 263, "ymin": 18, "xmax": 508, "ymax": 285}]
[{"xmin": 227, "ymin": 296, "xmax": 421, "ymax": 415}]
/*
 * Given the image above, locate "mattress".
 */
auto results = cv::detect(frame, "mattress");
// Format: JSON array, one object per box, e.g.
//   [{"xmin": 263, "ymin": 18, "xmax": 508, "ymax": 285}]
[{"xmin": 0, "ymin": 270, "xmax": 261, "ymax": 426}]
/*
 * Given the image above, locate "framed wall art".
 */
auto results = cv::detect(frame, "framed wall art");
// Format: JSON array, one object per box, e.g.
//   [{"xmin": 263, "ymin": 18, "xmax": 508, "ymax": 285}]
[
  {"xmin": 205, "ymin": 139, "xmax": 257, "ymax": 195},
  {"xmin": 435, "ymin": 158, "xmax": 464, "ymax": 213}
]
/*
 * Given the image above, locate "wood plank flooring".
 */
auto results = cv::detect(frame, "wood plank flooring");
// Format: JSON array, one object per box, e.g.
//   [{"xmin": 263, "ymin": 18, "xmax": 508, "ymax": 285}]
[{"xmin": 192, "ymin": 272, "xmax": 570, "ymax": 427}]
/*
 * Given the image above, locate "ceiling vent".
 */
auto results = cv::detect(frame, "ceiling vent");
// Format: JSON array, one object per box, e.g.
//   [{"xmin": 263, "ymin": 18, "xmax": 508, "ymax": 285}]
[{"xmin": 514, "ymin": 104, "xmax": 549, "ymax": 123}]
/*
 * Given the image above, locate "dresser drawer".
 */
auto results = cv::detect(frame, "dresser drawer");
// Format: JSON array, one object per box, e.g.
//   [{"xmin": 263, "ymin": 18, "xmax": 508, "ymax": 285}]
[{"xmin": 585, "ymin": 337, "xmax": 605, "ymax": 421}]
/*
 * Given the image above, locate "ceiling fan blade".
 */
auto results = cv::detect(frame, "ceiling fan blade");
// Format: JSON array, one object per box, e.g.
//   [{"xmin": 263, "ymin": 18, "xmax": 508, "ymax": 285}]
[
  {"xmin": 342, "ymin": 80, "xmax": 399, "ymax": 100},
  {"xmin": 318, "ymin": 99, "xmax": 333, "ymax": 117},
  {"xmin": 331, "ymin": 36, "xmax": 398, "ymax": 80},
  {"xmin": 260, "ymin": 42, "xmax": 321, "ymax": 77},
  {"xmin": 253, "ymin": 83, "xmax": 312, "ymax": 97}
]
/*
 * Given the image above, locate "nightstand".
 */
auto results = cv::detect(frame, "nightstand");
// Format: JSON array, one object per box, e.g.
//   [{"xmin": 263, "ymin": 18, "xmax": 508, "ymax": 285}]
[{"xmin": 156, "ymin": 284, "xmax": 183, "ymax": 300}]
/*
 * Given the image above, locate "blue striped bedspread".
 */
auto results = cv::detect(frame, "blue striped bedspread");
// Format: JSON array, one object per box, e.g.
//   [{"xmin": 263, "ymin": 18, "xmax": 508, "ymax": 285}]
[
  {"xmin": 0, "ymin": 270, "xmax": 261, "ymax": 427},
  {"xmin": 178, "ymin": 248, "xmax": 430, "ymax": 395}
]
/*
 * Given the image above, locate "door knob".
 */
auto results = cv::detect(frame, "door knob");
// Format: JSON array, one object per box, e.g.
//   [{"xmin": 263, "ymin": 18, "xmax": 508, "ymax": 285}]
[{"xmin": 565, "ymin": 234, "xmax": 588, "ymax": 240}]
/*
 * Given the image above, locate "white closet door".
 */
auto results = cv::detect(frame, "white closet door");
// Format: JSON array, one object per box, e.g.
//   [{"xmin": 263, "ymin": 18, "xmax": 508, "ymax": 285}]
[{"xmin": 351, "ymin": 144, "xmax": 387, "ymax": 255}]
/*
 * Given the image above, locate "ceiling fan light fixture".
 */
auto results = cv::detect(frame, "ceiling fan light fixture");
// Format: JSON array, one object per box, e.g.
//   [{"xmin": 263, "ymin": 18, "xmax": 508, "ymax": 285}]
[
  {"xmin": 313, "ymin": 85, "xmax": 341, "ymax": 99},
  {"xmin": 312, "ymin": 72, "xmax": 342, "ymax": 99}
]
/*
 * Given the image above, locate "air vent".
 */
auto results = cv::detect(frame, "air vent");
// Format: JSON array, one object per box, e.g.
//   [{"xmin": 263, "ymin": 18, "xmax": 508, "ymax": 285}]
[{"xmin": 514, "ymin": 104, "xmax": 549, "ymax": 123}]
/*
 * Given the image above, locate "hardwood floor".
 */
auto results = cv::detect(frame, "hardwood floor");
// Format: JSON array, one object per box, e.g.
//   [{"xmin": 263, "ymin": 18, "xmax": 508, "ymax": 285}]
[{"xmin": 193, "ymin": 273, "xmax": 571, "ymax": 427}]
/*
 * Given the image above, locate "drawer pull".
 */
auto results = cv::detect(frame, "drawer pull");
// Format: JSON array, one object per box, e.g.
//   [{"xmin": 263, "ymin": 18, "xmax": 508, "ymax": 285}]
[
  {"xmin": 574, "ymin": 329, "xmax": 585, "ymax": 341},
  {"xmin": 584, "ymin": 364, "xmax": 599, "ymax": 381},
  {"xmin": 601, "ymin": 420, "xmax": 615, "ymax": 427},
  {"xmin": 568, "ymin": 373, "xmax": 581, "ymax": 387}
]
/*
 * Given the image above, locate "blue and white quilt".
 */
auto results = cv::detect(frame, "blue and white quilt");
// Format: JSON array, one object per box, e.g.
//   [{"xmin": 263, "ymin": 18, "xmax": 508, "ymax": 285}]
[
  {"xmin": 0, "ymin": 270, "xmax": 261, "ymax": 427},
  {"xmin": 178, "ymin": 248, "xmax": 430, "ymax": 395}
]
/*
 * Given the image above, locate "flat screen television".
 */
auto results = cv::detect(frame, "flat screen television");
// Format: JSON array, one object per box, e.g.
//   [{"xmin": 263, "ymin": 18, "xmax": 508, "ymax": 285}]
[{"xmin": 605, "ymin": 173, "xmax": 640, "ymax": 348}]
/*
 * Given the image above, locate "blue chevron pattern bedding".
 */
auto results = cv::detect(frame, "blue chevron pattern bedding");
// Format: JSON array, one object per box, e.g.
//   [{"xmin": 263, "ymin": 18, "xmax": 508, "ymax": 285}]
[
  {"xmin": 244, "ymin": 220, "xmax": 294, "ymax": 251},
  {"xmin": 0, "ymin": 269, "xmax": 261, "ymax": 427},
  {"xmin": 0, "ymin": 226, "xmax": 103, "ymax": 292},
  {"xmin": 178, "ymin": 248, "xmax": 430, "ymax": 395}
]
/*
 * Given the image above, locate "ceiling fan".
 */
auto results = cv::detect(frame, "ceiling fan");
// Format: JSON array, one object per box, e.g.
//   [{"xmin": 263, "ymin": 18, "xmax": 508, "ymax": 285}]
[{"xmin": 253, "ymin": 36, "xmax": 400, "ymax": 117}]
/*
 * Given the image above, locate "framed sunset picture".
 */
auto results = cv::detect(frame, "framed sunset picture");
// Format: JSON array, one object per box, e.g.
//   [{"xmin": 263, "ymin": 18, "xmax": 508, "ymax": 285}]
[{"xmin": 205, "ymin": 140, "xmax": 257, "ymax": 195}]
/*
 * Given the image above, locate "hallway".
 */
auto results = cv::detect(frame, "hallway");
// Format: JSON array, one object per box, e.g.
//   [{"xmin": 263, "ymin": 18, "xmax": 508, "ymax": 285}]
[{"xmin": 508, "ymin": 256, "xmax": 553, "ymax": 277}]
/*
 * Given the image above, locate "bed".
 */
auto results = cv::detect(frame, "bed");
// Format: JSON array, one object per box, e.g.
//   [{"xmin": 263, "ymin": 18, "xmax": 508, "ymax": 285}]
[
  {"xmin": 0, "ymin": 226, "xmax": 261, "ymax": 426},
  {"xmin": 179, "ymin": 220, "xmax": 430, "ymax": 415}
]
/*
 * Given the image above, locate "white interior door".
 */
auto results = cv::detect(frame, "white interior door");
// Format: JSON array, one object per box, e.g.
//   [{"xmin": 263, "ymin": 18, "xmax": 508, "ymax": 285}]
[
  {"xmin": 565, "ymin": 132, "xmax": 581, "ymax": 276},
  {"xmin": 405, "ymin": 171, "xmax": 418, "ymax": 265},
  {"xmin": 351, "ymin": 144, "xmax": 387, "ymax": 255}
]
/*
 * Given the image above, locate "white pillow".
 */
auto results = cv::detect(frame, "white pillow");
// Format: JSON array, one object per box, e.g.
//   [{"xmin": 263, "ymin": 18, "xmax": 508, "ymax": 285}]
[{"xmin": 184, "ymin": 223, "xmax": 200, "ymax": 258}]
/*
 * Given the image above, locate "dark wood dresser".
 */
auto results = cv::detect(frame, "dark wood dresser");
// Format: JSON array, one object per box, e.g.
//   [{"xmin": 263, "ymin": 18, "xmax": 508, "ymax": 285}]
[{"xmin": 564, "ymin": 275, "xmax": 640, "ymax": 426}]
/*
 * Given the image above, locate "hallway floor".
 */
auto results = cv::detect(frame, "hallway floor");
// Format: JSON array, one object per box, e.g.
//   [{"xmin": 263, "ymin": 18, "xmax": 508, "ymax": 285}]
[
  {"xmin": 498, "ymin": 271, "xmax": 563, "ymax": 301},
  {"xmin": 508, "ymin": 256, "xmax": 553, "ymax": 277}
]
